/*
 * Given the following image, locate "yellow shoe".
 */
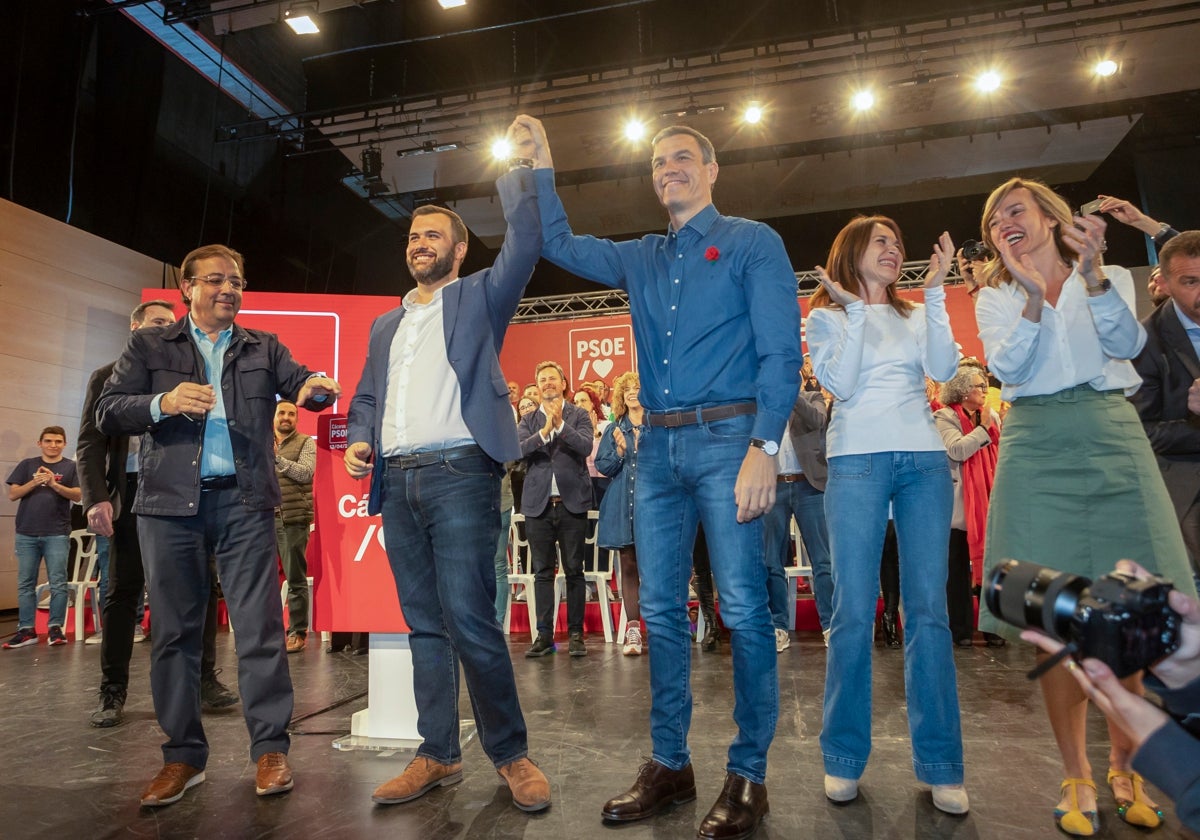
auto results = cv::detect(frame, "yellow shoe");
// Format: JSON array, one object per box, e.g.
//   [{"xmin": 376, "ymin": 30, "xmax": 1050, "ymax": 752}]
[
  {"xmin": 1107, "ymin": 768, "xmax": 1163, "ymax": 829},
  {"xmin": 1054, "ymin": 778, "xmax": 1100, "ymax": 836}
]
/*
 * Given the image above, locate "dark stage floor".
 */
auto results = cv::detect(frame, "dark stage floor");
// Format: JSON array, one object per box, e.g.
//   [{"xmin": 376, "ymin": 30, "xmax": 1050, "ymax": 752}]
[{"xmin": 1, "ymin": 615, "xmax": 1195, "ymax": 840}]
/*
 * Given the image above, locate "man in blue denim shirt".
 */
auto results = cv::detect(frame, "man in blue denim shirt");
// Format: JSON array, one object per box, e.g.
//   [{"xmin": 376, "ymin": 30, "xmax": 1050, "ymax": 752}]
[{"xmin": 516, "ymin": 115, "xmax": 802, "ymax": 839}]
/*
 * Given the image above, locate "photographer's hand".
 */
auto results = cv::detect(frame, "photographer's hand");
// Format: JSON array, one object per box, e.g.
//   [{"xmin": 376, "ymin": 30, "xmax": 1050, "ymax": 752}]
[
  {"xmin": 1021, "ymin": 628, "xmax": 1170, "ymax": 751},
  {"xmin": 1113, "ymin": 560, "xmax": 1200, "ymax": 690}
]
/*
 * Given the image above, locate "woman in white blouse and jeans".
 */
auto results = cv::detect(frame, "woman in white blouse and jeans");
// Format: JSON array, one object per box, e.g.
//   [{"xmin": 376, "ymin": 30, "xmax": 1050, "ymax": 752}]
[
  {"xmin": 807, "ymin": 216, "xmax": 968, "ymax": 814},
  {"xmin": 974, "ymin": 177, "xmax": 1195, "ymax": 835}
]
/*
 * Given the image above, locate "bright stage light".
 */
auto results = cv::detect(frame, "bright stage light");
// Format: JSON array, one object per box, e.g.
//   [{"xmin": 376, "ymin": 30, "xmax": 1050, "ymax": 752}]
[
  {"xmin": 491, "ymin": 138, "xmax": 512, "ymax": 160},
  {"xmin": 850, "ymin": 90, "xmax": 875, "ymax": 112},
  {"xmin": 284, "ymin": 3, "xmax": 319, "ymax": 34},
  {"xmin": 624, "ymin": 119, "xmax": 646, "ymax": 142},
  {"xmin": 743, "ymin": 103, "xmax": 764, "ymax": 124},
  {"xmin": 975, "ymin": 70, "xmax": 1002, "ymax": 93},
  {"xmin": 1094, "ymin": 59, "xmax": 1119, "ymax": 77}
]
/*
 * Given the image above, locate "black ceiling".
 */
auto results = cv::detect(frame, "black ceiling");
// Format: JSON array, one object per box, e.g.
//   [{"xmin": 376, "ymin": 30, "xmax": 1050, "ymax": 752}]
[{"xmin": 2, "ymin": 0, "xmax": 1198, "ymax": 300}]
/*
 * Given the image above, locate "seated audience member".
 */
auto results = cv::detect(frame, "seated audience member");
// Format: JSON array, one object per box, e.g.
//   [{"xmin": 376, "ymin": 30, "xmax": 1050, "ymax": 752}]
[
  {"xmin": 1022, "ymin": 559, "xmax": 1200, "ymax": 833},
  {"xmin": 595, "ymin": 371, "xmax": 646, "ymax": 655},
  {"xmin": 934, "ymin": 367, "xmax": 1004, "ymax": 647}
]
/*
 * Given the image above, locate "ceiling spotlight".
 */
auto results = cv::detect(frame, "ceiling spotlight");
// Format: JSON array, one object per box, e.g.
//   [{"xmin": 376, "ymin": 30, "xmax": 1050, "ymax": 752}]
[
  {"xmin": 743, "ymin": 103, "xmax": 764, "ymax": 124},
  {"xmin": 438, "ymin": 0, "xmax": 467, "ymax": 7},
  {"xmin": 975, "ymin": 70, "xmax": 1002, "ymax": 93},
  {"xmin": 624, "ymin": 119, "xmax": 646, "ymax": 142},
  {"xmin": 491, "ymin": 138, "xmax": 512, "ymax": 160},
  {"xmin": 850, "ymin": 89, "xmax": 875, "ymax": 112},
  {"xmin": 360, "ymin": 144, "xmax": 383, "ymax": 180},
  {"xmin": 1093, "ymin": 58, "xmax": 1119, "ymax": 77},
  {"xmin": 284, "ymin": 2, "xmax": 319, "ymax": 34}
]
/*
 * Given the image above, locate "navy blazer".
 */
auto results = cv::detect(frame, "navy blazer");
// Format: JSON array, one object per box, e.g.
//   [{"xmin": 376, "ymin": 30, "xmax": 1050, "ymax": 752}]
[
  {"xmin": 1131, "ymin": 300, "xmax": 1200, "ymax": 519},
  {"xmin": 517, "ymin": 401, "xmax": 594, "ymax": 517},
  {"xmin": 348, "ymin": 168, "xmax": 541, "ymax": 516}
]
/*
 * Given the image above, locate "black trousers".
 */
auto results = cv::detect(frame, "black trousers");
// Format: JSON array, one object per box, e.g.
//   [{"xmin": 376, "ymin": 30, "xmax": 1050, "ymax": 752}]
[
  {"xmin": 946, "ymin": 528, "xmax": 975, "ymax": 643},
  {"xmin": 138, "ymin": 486, "xmax": 292, "ymax": 769},
  {"xmin": 526, "ymin": 503, "xmax": 588, "ymax": 635},
  {"xmin": 100, "ymin": 475, "xmax": 223, "ymax": 692}
]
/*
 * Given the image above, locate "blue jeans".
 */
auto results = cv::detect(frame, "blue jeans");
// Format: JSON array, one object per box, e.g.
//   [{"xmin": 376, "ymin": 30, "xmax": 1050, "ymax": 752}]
[
  {"xmin": 634, "ymin": 413, "xmax": 777, "ymax": 784},
  {"xmin": 763, "ymin": 477, "xmax": 833, "ymax": 630},
  {"xmin": 16, "ymin": 533, "xmax": 69, "ymax": 629},
  {"xmin": 380, "ymin": 450, "xmax": 529, "ymax": 767},
  {"xmin": 493, "ymin": 507, "xmax": 512, "ymax": 626},
  {"xmin": 820, "ymin": 451, "xmax": 964, "ymax": 785}
]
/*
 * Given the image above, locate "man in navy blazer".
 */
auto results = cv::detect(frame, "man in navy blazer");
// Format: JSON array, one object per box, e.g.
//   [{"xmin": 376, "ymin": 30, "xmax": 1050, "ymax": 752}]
[
  {"xmin": 517, "ymin": 360, "xmax": 595, "ymax": 657},
  {"xmin": 344, "ymin": 117, "xmax": 551, "ymax": 814},
  {"xmin": 1131, "ymin": 230, "xmax": 1200, "ymax": 583}
]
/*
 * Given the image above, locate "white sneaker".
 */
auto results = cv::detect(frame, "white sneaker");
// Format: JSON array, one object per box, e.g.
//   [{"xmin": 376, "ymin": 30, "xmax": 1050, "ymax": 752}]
[
  {"xmin": 825, "ymin": 774, "xmax": 859, "ymax": 803},
  {"xmin": 932, "ymin": 784, "xmax": 969, "ymax": 814},
  {"xmin": 775, "ymin": 627, "xmax": 791, "ymax": 653},
  {"xmin": 134, "ymin": 625, "xmax": 147, "ymax": 643},
  {"xmin": 822, "ymin": 628, "xmax": 831, "ymax": 647},
  {"xmin": 622, "ymin": 623, "xmax": 643, "ymax": 656},
  {"xmin": 85, "ymin": 633, "xmax": 103, "ymax": 646}
]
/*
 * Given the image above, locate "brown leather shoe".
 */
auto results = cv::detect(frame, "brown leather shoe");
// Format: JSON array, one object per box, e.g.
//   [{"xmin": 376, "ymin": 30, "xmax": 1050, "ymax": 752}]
[
  {"xmin": 372, "ymin": 756, "xmax": 464, "ymax": 804},
  {"xmin": 286, "ymin": 634, "xmax": 307, "ymax": 654},
  {"xmin": 601, "ymin": 759, "xmax": 696, "ymax": 822},
  {"xmin": 697, "ymin": 772, "xmax": 768, "ymax": 840},
  {"xmin": 255, "ymin": 752, "xmax": 294, "ymax": 796},
  {"xmin": 497, "ymin": 757, "xmax": 551, "ymax": 812},
  {"xmin": 140, "ymin": 763, "xmax": 205, "ymax": 807}
]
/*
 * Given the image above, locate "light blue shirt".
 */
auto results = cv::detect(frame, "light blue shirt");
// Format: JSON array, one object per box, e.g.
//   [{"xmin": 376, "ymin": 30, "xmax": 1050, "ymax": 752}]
[
  {"xmin": 1173, "ymin": 300, "xmax": 1200, "ymax": 360},
  {"xmin": 149, "ymin": 315, "xmax": 236, "ymax": 478}
]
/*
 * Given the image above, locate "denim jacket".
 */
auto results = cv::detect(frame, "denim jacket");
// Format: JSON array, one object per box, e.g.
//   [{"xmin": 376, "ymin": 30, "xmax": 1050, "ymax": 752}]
[{"xmin": 594, "ymin": 414, "xmax": 642, "ymax": 549}]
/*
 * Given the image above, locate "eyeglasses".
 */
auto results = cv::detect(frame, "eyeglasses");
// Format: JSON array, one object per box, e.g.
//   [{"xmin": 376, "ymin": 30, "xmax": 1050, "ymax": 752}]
[
  {"xmin": 970, "ymin": 383, "xmax": 988, "ymax": 391},
  {"xmin": 187, "ymin": 273, "xmax": 248, "ymax": 292}
]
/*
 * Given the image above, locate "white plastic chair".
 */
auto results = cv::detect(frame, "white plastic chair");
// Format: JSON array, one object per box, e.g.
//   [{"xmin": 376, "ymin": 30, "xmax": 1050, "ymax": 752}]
[
  {"xmin": 784, "ymin": 515, "xmax": 814, "ymax": 630},
  {"xmin": 504, "ymin": 513, "xmax": 539, "ymax": 641},
  {"xmin": 35, "ymin": 528, "xmax": 102, "ymax": 643}
]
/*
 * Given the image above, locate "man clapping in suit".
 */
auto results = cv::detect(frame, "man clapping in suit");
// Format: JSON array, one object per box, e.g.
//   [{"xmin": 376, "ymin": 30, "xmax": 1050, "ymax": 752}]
[{"xmin": 518, "ymin": 361, "xmax": 595, "ymax": 658}]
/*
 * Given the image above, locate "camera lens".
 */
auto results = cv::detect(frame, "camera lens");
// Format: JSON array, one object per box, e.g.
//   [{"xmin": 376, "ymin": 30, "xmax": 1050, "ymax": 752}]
[{"xmin": 985, "ymin": 560, "xmax": 1090, "ymax": 642}]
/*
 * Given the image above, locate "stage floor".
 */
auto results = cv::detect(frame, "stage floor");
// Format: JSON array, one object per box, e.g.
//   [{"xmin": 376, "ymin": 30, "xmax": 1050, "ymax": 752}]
[{"xmin": 1, "ymin": 615, "xmax": 1194, "ymax": 839}]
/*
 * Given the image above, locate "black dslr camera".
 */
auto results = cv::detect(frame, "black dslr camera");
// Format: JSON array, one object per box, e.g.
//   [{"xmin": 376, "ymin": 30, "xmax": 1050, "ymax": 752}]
[
  {"xmin": 985, "ymin": 560, "xmax": 1182, "ymax": 678},
  {"xmin": 960, "ymin": 239, "xmax": 993, "ymax": 262}
]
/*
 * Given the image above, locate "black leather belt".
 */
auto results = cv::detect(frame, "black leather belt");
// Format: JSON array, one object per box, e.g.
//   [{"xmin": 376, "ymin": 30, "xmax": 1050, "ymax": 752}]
[
  {"xmin": 778, "ymin": 473, "xmax": 808, "ymax": 484},
  {"xmin": 386, "ymin": 444, "xmax": 484, "ymax": 470},
  {"xmin": 646, "ymin": 402, "xmax": 756, "ymax": 428},
  {"xmin": 199, "ymin": 475, "xmax": 238, "ymax": 491}
]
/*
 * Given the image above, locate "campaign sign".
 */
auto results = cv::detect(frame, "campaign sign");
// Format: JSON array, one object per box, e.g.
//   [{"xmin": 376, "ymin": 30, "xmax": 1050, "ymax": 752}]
[
  {"xmin": 309, "ymin": 413, "xmax": 409, "ymax": 633},
  {"xmin": 569, "ymin": 324, "xmax": 635, "ymax": 387}
]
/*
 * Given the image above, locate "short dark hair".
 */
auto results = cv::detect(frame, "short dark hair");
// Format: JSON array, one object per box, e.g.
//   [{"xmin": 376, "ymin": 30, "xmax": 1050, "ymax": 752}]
[
  {"xmin": 651, "ymin": 125, "xmax": 716, "ymax": 164},
  {"xmin": 131, "ymin": 299, "xmax": 176, "ymax": 326},
  {"xmin": 275, "ymin": 399, "xmax": 297, "ymax": 410},
  {"xmin": 179, "ymin": 244, "xmax": 245, "ymax": 305},
  {"xmin": 40, "ymin": 426, "xmax": 66, "ymax": 441},
  {"xmin": 1160, "ymin": 231, "xmax": 1200, "ymax": 282},
  {"xmin": 411, "ymin": 205, "xmax": 468, "ymax": 246}
]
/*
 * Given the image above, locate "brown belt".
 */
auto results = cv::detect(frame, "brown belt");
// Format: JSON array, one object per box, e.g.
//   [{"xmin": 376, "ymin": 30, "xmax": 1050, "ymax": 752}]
[
  {"xmin": 778, "ymin": 473, "xmax": 808, "ymax": 484},
  {"xmin": 646, "ymin": 402, "xmax": 756, "ymax": 428}
]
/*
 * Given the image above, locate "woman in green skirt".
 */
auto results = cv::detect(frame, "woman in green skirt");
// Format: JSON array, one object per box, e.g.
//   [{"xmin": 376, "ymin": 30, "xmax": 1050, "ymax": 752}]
[{"xmin": 974, "ymin": 177, "xmax": 1197, "ymax": 836}]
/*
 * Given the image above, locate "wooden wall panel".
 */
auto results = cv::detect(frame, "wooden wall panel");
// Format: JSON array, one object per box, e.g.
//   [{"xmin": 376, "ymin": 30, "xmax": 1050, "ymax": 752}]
[{"xmin": 0, "ymin": 199, "xmax": 164, "ymax": 611}]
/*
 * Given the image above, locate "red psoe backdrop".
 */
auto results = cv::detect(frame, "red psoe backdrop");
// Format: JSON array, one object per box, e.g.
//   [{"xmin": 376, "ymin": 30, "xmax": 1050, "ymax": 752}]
[{"xmin": 310, "ymin": 413, "xmax": 409, "ymax": 632}]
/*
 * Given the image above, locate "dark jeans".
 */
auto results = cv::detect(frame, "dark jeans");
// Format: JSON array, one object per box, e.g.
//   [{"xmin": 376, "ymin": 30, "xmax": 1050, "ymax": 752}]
[
  {"xmin": 379, "ymin": 450, "xmax": 529, "ymax": 767},
  {"xmin": 526, "ymin": 503, "xmax": 588, "ymax": 635},
  {"xmin": 946, "ymin": 528, "xmax": 974, "ymax": 643},
  {"xmin": 138, "ymin": 486, "xmax": 293, "ymax": 769}
]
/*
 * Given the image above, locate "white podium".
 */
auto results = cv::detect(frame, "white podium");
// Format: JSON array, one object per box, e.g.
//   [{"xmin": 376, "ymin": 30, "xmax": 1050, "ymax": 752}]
[{"xmin": 332, "ymin": 632, "xmax": 476, "ymax": 752}]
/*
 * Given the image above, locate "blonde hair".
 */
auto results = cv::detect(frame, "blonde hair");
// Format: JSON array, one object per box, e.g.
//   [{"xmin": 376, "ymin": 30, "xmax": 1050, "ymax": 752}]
[
  {"xmin": 611, "ymin": 371, "xmax": 641, "ymax": 419},
  {"xmin": 977, "ymin": 177, "xmax": 1075, "ymax": 289}
]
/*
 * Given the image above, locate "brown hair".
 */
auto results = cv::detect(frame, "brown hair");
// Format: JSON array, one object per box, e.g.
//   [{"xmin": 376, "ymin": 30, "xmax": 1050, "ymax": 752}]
[
  {"xmin": 412, "ymin": 205, "xmax": 468, "ymax": 246},
  {"xmin": 534, "ymin": 360, "xmax": 566, "ymax": 383},
  {"xmin": 810, "ymin": 215, "xmax": 913, "ymax": 317},
  {"xmin": 40, "ymin": 426, "xmax": 66, "ymax": 441},
  {"xmin": 179, "ymin": 244, "xmax": 245, "ymax": 305},
  {"xmin": 131, "ymin": 299, "xmax": 176, "ymax": 326},
  {"xmin": 1160, "ymin": 230, "xmax": 1200, "ymax": 282},
  {"xmin": 976, "ymin": 177, "xmax": 1075, "ymax": 289},
  {"xmin": 651, "ymin": 125, "xmax": 716, "ymax": 165}
]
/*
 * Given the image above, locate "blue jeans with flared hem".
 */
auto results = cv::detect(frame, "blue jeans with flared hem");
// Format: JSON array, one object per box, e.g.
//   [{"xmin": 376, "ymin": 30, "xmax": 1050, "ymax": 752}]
[
  {"xmin": 15, "ymin": 533, "xmax": 69, "ymax": 629},
  {"xmin": 634, "ymin": 413, "xmax": 778, "ymax": 785},
  {"xmin": 380, "ymin": 451, "xmax": 529, "ymax": 768},
  {"xmin": 820, "ymin": 450, "xmax": 965, "ymax": 785}
]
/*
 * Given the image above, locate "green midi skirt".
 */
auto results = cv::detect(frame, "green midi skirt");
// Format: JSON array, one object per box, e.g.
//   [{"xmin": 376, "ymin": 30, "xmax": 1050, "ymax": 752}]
[{"xmin": 977, "ymin": 385, "xmax": 1197, "ymax": 642}]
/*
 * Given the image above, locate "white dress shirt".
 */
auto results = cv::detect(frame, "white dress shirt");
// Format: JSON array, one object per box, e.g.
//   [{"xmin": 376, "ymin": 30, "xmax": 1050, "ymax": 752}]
[{"xmin": 974, "ymin": 265, "xmax": 1144, "ymax": 400}]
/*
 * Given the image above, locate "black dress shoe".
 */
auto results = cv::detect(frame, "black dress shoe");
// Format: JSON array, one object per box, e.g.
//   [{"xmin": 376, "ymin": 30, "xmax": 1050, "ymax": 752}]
[
  {"xmin": 697, "ymin": 773, "xmax": 769, "ymax": 840},
  {"xmin": 601, "ymin": 760, "xmax": 696, "ymax": 822},
  {"xmin": 525, "ymin": 633, "xmax": 556, "ymax": 658},
  {"xmin": 881, "ymin": 612, "xmax": 901, "ymax": 648}
]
